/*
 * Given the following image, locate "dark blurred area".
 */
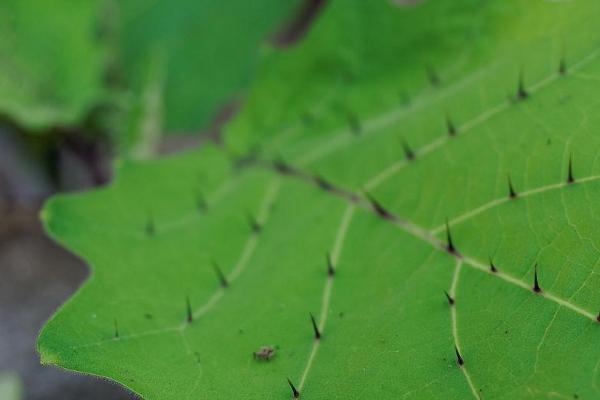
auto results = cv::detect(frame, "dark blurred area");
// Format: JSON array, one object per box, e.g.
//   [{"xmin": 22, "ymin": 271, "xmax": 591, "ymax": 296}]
[{"xmin": 0, "ymin": 127, "xmax": 136, "ymax": 399}]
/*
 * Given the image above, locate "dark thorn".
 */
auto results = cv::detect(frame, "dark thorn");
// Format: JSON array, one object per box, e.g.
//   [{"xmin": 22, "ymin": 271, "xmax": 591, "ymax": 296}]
[
  {"xmin": 196, "ymin": 192, "xmax": 207, "ymax": 212},
  {"xmin": 247, "ymin": 213, "xmax": 262, "ymax": 234},
  {"xmin": 310, "ymin": 312, "xmax": 321, "ymax": 340},
  {"xmin": 315, "ymin": 175, "xmax": 334, "ymax": 191},
  {"xmin": 273, "ymin": 159, "xmax": 293, "ymax": 175},
  {"xmin": 287, "ymin": 378, "xmax": 300, "ymax": 398},
  {"xmin": 347, "ymin": 112, "xmax": 361, "ymax": 135},
  {"xmin": 445, "ymin": 219, "xmax": 456, "ymax": 254},
  {"xmin": 455, "ymin": 346, "xmax": 464, "ymax": 366},
  {"xmin": 567, "ymin": 154, "xmax": 575, "ymax": 184},
  {"xmin": 145, "ymin": 214, "xmax": 155, "ymax": 236},
  {"xmin": 365, "ymin": 193, "xmax": 393, "ymax": 220},
  {"xmin": 444, "ymin": 291, "xmax": 455, "ymax": 306},
  {"xmin": 517, "ymin": 70, "xmax": 528, "ymax": 100},
  {"xmin": 401, "ymin": 138, "xmax": 415, "ymax": 161},
  {"xmin": 533, "ymin": 264, "xmax": 542, "ymax": 293},
  {"xmin": 326, "ymin": 253, "xmax": 335, "ymax": 277},
  {"xmin": 489, "ymin": 257, "xmax": 498, "ymax": 273},
  {"xmin": 212, "ymin": 261, "xmax": 228, "ymax": 288},
  {"xmin": 426, "ymin": 65, "xmax": 441, "ymax": 87},
  {"xmin": 446, "ymin": 115, "xmax": 456, "ymax": 137},
  {"xmin": 186, "ymin": 296, "xmax": 193, "ymax": 323},
  {"xmin": 508, "ymin": 174, "xmax": 517, "ymax": 199},
  {"xmin": 559, "ymin": 56, "xmax": 567, "ymax": 76},
  {"xmin": 114, "ymin": 318, "xmax": 119, "ymax": 339},
  {"xmin": 596, "ymin": 311, "xmax": 600, "ymax": 323}
]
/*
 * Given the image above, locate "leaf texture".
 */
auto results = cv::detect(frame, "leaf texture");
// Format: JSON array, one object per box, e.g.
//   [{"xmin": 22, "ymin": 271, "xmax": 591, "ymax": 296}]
[{"xmin": 39, "ymin": 1, "xmax": 600, "ymax": 398}]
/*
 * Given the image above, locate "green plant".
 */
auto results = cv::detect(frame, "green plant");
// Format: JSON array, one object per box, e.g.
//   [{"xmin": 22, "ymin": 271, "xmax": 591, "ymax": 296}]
[
  {"xmin": 38, "ymin": 0, "xmax": 600, "ymax": 398},
  {"xmin": 0, "ymin": 0, "xmax": 301, "ymax": 154}
]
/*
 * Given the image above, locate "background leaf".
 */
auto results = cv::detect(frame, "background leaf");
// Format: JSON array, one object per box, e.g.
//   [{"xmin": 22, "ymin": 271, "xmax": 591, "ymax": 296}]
[
  {"xmin": 38, "ymin": 0, "xmax": 600, "ymax": 398},
  {"xmin": 109, "ymin": 0, "xmax": 303, "ymax": 156},
  {"xmin": 0, "ymin": 0, "xmax": 106, "ymax": 130}
]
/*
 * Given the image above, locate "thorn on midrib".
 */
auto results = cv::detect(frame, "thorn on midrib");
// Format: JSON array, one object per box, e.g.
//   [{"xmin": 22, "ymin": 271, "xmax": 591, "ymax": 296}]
[
  {"xmin": 186, "ymin": 296, "xmax": 193, "ymax": 323},
  {"xmin": 517, "ymin": 69, "xmax": 528, "ymax": 100},
  {"xmin": 365, "ymin": 192, "xmax": 393, "ymax": 220},
  {"xmin": 508, "ymin": 174, "xmax": 517, "ymax": 199},
  {"xmin": 446, "ymin": 114, "xmax": 457, "ymax": 137},
  {"xmin": 287, "ymin": 378, "xmax": 300, "ymax": 398},
  {"xmin": 273, "ymin": 159, "xmax": 294, "ymax": 175},
  {"xmin": 489, "ymin": 257, "xmax": 498, "ymax": 273},
  {"xmin": 212, "ymin": 261, "xmax": 228, "ymax": 288},
  {"xmin": 455, "ymin": 346, "xmax": 464, "ymax": 366},
  {"xmin": 114, "ymin": 318, "xmax": 119, "ymax": 339},
  {"xmin": 247, "ymin": 212, "xmax": 262, "ymax": 234},
  {"xmin": 444, "ymin": 291, "xmax": 455, "ymax": 306},
  {"xmin": 315, "ymin": 175, "xmax": 334, "ymax": 191},
  {"xmin": 567, "ymin": 153, "xmax": 575, "ymax": 184},
  {"xmin": 310, "ymin": 312, "xmax": 321, "ymax": 340},
  {"xmin": 401, "ymin": 138, "xmax": 415, "ymax": 161},
  {"xmin": 596, "ymin": 311, "xmax": 600, "ymax": 323},
  {"xmin": 533, "ymin": 264, "xmax": 542, "ymax": 293},
  {"xmin": 326, "ymin": 253, "xmax": 335, "ymax": 277},
  {"xmin": 559, "ymin": 55, "xmax": 567, "ymax": 76},
  {"xmin": 445, "ymin": 219, "xmax": 457, "ymax": 254}
]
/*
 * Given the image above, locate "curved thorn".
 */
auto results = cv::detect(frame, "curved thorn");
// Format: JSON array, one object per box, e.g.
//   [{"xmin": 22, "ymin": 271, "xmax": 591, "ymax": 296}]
[
  {"xmin": 489, "ymin": 257, "xmax": 498, "ymax": 273},
  {"xmin": 287, "ymin": 378, "xmax": 300, "ymax": 398},
  {"xmin": 212, "ymin": 261, "xmax": 228, "ymax": 288},
  {"xmin": 310, "ymin": 312, "xmax": 321, "ymax": 340},
  {"xmin": 326, "ymin": 253, "xmax": 335, "ymax": 277},
  {"xmin": 567, "ymin": 153, "xmax": 575, "ymax": 184},
  {"xmin": 517, "ymin": 69, "xmax": 528, "ymax": 100},
  {"xmin": 455, "ymin": 346, "xmax": 464, "ymax": 366},
  {"xmin": 533, "ymin": 264, "xmax": 542, "ymax": 293},
  {"xmin": 446, "ymin": 114, "xmax": 456, "ymax": 136},
  {"xmin": 445, "ymin": 219, "xmax": 456, "ymax": 254},
  {"xmin": 508, "ymin": 174, "xmax": 517, "ymax": 199},
  {"xmin": 444, "ymin": 291, "xmax": 455, "ymax": 306},
  {"xmin": 401, "ymin": 138, "xmax": 415, "ymax": 161},
  {"xmin": 186, "ymin": 296, "xmax": 193, "ymax": 323}
]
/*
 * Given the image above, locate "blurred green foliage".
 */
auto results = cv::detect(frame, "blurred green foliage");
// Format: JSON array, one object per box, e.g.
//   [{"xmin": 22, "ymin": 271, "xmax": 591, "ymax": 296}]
[
  {"xmin": 0, "ymin": 0, "xmax": 301, "ymax": 156},
  {"xmin": 0, "ymin": 0, "xmax": 106, "ymax": 130}
]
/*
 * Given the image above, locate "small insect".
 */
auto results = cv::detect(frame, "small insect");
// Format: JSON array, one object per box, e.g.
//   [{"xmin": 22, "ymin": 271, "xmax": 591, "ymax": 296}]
[{"xmin": 253, "ymin": 346, "xmax": 276, "ymax": 361}]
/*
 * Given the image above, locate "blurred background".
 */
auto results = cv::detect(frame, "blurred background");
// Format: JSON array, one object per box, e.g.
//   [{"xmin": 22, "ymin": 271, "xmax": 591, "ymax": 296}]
[{"xmin": 0, "ymin": 0, "xmax": 323, "ymax": 398}]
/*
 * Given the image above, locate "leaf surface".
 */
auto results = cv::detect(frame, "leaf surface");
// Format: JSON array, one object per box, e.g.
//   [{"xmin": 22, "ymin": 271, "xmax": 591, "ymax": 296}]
[{"xmin": 39, "ymin": 1, "xmax": 600, "ymax": 399}]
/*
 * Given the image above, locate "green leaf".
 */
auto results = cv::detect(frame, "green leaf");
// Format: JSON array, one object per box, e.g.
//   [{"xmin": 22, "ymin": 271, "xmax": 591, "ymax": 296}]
[
  {"xmin": 39, "ymin": 0, "xmax": 600, "ymax": 399},
  {"xmin": 0, "ymin": 0, "xmax": 106, "ymax": 130},
  {"xmin": 110, "ymin": 0, "xmax": 302, "ymax": 155}
]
